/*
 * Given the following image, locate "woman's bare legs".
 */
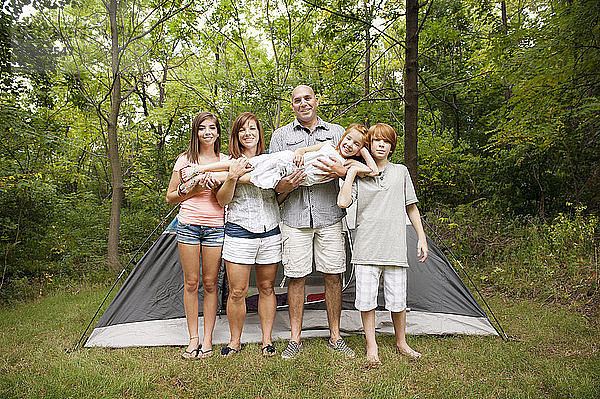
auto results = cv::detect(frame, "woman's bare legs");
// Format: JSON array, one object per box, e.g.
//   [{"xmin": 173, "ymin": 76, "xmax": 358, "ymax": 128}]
[
  {"xmin": 200, "ymin": 245, "xmax": 222, "ymax": 353},
  {"xmin": 178, "ymin": 242, "xmax": 201, "ymax": 357},
  {"xmin": 225, "ymin": 261, "xmax": 251, "ymax": 352},
  {"xmin": 391, "ymin": 310, "xmax": 422, "ymax": 359},
  {"xmin": 255, "ymin": 263, "xmax": 278, "ymax": 354}
]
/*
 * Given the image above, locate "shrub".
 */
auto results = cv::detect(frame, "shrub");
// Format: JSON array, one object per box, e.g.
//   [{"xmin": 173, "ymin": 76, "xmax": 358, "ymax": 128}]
[{"xmin": 425, "ymin": 203, "xmax": 599, "ymax": 316}]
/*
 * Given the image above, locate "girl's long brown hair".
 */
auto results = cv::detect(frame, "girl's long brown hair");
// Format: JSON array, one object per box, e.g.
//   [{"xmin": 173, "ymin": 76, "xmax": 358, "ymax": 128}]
[
  {"xmin": 185, "ymin": 112, "xmax": 222, "ymax": 163},
  {"xmin": 229, "ymin": 112, "xmax": 266, "ymax": 159}
]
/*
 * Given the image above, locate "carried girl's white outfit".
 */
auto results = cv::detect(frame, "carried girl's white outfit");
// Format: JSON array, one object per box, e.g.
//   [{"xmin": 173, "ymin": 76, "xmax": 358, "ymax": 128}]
[{"xmin": 248, "ymin": 141, "xmax": 344, "ymax": 189}]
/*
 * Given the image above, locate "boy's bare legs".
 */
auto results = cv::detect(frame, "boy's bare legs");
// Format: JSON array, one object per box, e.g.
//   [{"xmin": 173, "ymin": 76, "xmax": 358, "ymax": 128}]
[
  {"xmin": 323, "ymin": 273, "xmax": 342, "ymax": 343},
  {"xmin": 360, "ymin": 309, "xmax": 379, "ymax": 363},
  {"xmin": 391, "ymin": 310, "xmax": 421, "ymax": 359},
  {"xmin": 287, "ymin": 276, "xmax": 306, "ymax": 343}
]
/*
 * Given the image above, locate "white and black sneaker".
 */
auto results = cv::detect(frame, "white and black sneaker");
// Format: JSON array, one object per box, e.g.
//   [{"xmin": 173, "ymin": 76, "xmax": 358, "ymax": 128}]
[
  {"xmin": 328, "ymin": 338, "xmax": 355, "ymax": 358},
  {"xmin": 281, "ymin": 340, "xmax": 302, "ymax": 359}
]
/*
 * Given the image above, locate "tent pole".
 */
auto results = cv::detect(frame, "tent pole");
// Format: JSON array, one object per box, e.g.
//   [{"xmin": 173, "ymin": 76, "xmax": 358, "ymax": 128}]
[
  {"xmin": 68, "ymin": 205, "xmax": 179, "ymax": 353},
  {"xmin": 421, "ymin": 217, "xmax": 509, "ymax": 341}
]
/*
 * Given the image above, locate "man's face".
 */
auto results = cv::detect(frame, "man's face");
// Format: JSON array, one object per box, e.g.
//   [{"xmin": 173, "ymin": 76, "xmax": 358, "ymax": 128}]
[{"xmin": 291, "ymin": 86, "xmax": 319, "ymax": 124}]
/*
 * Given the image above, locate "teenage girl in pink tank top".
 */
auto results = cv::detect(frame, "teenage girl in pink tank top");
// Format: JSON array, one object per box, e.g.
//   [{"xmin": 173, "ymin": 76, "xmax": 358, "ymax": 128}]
[{"xmin": 166, "ymin": 112, "xmax": 225, "ymax": 359}]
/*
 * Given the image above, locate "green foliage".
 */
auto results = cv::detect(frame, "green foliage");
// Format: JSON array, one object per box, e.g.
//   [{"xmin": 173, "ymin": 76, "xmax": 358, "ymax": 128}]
[
  {"xmin": 2, "ymin": 0, "xmax": 599, "ymax": 304},
  {"xmin": 426, "ymin": 203, "xmax": 599, "ymax": 315}
]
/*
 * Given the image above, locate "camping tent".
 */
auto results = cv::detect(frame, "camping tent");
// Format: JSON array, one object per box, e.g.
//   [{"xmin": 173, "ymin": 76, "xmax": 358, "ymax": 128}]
[{"xmin": 84, "ymin": 214, "xmax": 500, "ymax": 348}]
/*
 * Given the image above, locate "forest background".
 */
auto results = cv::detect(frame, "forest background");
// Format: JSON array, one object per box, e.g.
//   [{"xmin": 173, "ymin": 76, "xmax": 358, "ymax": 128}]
[{"xmin": 0, "ymin": 0, "xmax": 598, "ymax": 322}]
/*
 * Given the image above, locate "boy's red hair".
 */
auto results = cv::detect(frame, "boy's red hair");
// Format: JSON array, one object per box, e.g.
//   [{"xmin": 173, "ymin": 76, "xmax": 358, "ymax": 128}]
[{"xmin": 368, "ymin": 123, "xmax": 397, "ymax": 157}]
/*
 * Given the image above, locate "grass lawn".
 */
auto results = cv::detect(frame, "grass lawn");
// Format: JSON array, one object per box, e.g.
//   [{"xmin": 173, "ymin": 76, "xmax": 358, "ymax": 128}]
[{"xmin": 0, "ymin": 287, "xmax": 598, "ymax": 398}]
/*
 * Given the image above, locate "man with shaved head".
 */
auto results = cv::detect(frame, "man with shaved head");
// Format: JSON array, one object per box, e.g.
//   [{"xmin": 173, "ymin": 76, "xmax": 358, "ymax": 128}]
[{"xmin": 270, "ymin": 84, "xmax": 355, "ymax": 359}]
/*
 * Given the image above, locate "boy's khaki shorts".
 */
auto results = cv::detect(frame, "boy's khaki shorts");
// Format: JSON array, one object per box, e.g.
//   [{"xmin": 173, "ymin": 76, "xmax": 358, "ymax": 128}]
[{"xmin": 280, "ymin": 221, "xmax": 346, "ymax": 278}]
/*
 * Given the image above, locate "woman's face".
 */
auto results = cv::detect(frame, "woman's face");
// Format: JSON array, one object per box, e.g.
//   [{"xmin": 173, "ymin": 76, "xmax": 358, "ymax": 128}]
[
  {"xmin": 238, "ymin": 118, "xmax": 260, "ymax": 151},
  {"xmin": 197, "ymin": 118, "xmax": 219, "ymax": 146},
  {"xmin": 339, "ymin": 130, "xmax": 364, "ymax": 158}
]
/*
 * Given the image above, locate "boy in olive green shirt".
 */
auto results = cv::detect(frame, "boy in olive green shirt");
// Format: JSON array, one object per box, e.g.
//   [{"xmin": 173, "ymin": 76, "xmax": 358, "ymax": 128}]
[{"xmin": 338, "ymin": 123, "xmax": 428, "ymax": 364}]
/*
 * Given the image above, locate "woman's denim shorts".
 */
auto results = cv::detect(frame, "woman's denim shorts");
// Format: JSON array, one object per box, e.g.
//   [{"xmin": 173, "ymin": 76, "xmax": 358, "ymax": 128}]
[{"xmin": 176, "ymin": 222, "xmax": 224, "ymax": 246}]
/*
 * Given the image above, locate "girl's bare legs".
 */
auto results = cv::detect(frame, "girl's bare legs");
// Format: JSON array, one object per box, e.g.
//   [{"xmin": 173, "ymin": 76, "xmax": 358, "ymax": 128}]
[
  {"xmin": 255, "ymin": 263, "xmax": 278, "ymax": 354},
  {"xmin": 360, "ymin": 309, "xmax": 379, "ymax": 363},
  {"xmin": 225, "ymin": 261, "xmax": 251, "ymax": 352},
  {"xmin": 178, "ymin": 242, "xmax": 201, "ymax": 357},
  {"xmin": 200, "ymin": 245, "xmax": 222, "ymax": 352},
  {"xmin": 391, "ymin": 310, "xmax": 422, "ymax": 359}
]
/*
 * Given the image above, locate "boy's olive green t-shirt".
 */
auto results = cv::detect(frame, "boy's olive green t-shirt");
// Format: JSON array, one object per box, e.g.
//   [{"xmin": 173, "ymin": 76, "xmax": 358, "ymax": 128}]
[{"xmin": 350, "ymin": 163, "xmax": 418, "ymax": 267}]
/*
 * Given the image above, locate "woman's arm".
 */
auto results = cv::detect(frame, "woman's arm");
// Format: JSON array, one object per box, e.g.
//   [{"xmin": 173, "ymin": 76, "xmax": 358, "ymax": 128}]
[
  {"xmin": 337, "ymin": 166, "xmax": 358, "ymax": 208},
  {"xmin": 406, "ymin": 203, "xmax": 429, "ymax": 262},
  {"xmin": 216, "ymin": 158, "xmax": 249, "ymax": 207},
  {"xmin": 166, "ymin": 170, "xmax": 207, "ymax": 205}
]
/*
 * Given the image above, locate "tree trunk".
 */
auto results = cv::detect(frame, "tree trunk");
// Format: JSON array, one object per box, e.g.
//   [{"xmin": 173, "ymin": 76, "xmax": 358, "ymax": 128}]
[
  {"xmin": 106, "ymin": 0, "xmax": 123, "ymax": 272},
  {"xmin": 404, "ymin": 0, "xmax": 419, "ymax": 188},
  {"xmin": 501, "ymin": 1, "xmax": 511, "ymax": 100},
  {"xmin": 364, "ymin": 1, "xmax": 371, "ymax": 127}
]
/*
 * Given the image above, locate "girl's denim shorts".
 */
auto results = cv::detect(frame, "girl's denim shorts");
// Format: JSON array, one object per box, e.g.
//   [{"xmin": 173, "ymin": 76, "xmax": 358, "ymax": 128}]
[{"xmin": 176, "ymin": 221, "xmax": 224, "ymax": 246}]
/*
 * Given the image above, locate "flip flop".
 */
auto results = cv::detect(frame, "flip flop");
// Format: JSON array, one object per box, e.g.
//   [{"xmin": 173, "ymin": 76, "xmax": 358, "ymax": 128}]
[
  {"xmin": 181, "ymin": 346, "xmax": 200, "ymax": 359},
  {"xmin": 198, "ymin": 347, "xmax": 213, "ymax": 359},
  {"xmin": 220, "ymin": 345, "xmax": 241, "ymax": 357},
  {"xmin": 261, "ymin": 344, "xmax": 276, "ymax": 357}
]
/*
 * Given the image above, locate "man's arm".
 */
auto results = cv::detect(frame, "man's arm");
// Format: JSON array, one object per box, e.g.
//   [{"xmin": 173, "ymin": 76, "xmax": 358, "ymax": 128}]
[
  {"xmin": 274, "ymin": 169, "xmax": 306, "ymax": 203},
  {"xmin": 269, "ymin": 129, "xmax": 283, "ymax": 153},
  {"xmin": 313, "ymin": 156, "xmax": 347, "ymax": 180}
]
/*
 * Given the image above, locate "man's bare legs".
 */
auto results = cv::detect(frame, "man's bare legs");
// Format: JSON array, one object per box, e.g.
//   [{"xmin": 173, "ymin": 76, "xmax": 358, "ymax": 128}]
[
  {"xmin": 391, "ymin": 310, "xmax": 421, "ymax": 359},
  {"xmin": 323, "ymin": 272, "xmax": 342, "ymax": 343},
  {"xmin": 287, "ymin": 276, "xmax": 306, "ymax": 343}
]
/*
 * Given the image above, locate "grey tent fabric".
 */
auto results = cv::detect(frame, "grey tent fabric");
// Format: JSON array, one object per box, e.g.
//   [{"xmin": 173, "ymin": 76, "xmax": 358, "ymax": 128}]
[{"xmin": 85, "ymin": 218, "xmax": 498, "ymax": 348}]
